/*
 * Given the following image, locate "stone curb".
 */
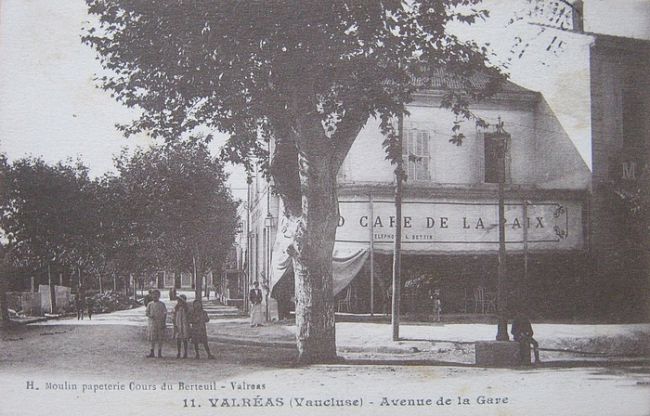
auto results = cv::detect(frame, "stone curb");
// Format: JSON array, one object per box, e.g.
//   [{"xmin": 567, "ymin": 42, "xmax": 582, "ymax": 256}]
[
  {"xmin": 205, "ymin": 333, "xmax": 650, "ymax": 368},
  {"xmin": 208, "ymin": 334, "xmax": 296, "ymax": 349},
  {"xmin": 207, "ymin": 334, "xmax": 419, "ymax": 355}
]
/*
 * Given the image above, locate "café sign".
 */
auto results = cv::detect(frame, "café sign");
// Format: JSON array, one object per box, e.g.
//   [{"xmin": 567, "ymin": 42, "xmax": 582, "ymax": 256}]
[{"xmin": 335, "ymin": 199, "xmax": 584, "ymax": 253}]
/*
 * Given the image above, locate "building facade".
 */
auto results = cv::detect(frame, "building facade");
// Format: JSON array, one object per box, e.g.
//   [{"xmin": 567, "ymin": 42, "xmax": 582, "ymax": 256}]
[
  {"xmin": 588, "ymin": 33, "xmax": 650, "ymax": 320},
  {"xmin": 243, "ymin": 77, "xmax": 593, "ymax": 321}
]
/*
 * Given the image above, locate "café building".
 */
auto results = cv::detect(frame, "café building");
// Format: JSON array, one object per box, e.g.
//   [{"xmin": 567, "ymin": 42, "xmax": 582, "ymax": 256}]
[{"xmin": 251, "ymin": 76, "xmax": 591, "ymax": 319}]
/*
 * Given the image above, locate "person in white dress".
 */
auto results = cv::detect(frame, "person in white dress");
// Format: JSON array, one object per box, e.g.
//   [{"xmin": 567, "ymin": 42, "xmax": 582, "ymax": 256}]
[{"xmin": 249, "ymin": 281, "xmax": 264, "ymax": 327}]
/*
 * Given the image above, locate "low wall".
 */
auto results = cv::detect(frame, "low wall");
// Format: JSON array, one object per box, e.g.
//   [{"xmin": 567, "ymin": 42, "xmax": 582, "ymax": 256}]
[
  {"xmin": 38, "ymin": 285, "xmax": 72, "ymax": 315},
  {"xmin": 6, "ymin": 291, "xmax": 41, "ymax": 316}
]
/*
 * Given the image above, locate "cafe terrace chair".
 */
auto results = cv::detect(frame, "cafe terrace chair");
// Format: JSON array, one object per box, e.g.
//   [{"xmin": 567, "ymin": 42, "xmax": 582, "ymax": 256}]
[
  {"xmin": 474, "ymin": 286, "xmax": 497, "ymax": 314},
  {"xmin": 484, "ymin": 290, "xmax": 497, "ymax": 313},
  {"xmin": 473, "ymin": 287, "xmax": 485, "ymax": 314},
  {"xmin": 337, "ymin": 286, "xmax": 352, "ymax": 313}
]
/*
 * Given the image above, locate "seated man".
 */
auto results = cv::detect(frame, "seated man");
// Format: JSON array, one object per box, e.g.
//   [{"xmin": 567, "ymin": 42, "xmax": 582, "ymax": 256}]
[{"xmin": 511, "ymin": 310, "xmax": 541, "ymax": 364}]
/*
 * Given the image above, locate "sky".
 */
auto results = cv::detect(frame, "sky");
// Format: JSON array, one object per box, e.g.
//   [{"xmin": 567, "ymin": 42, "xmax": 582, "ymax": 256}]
[{"xmin": 1, "ymin": 0, "xmax": 649, "ymax": 201}]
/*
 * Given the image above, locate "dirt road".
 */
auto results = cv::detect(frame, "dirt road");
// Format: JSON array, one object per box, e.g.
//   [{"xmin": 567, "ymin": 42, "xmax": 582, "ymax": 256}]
[{"xmin": 1, "ymin": 322, "xmax": 649, "ymax": 416}]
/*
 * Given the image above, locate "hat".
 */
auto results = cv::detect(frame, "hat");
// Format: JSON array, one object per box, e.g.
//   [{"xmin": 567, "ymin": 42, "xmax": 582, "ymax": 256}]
[{"xmin": 178, "ymin": 294, "xmax": 187, "ymax": 301}]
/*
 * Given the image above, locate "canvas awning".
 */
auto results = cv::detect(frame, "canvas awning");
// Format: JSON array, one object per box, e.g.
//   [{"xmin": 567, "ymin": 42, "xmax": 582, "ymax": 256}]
[{"xmin": 269, "ymin": 215, "xmax": 368, "ymax": 297}]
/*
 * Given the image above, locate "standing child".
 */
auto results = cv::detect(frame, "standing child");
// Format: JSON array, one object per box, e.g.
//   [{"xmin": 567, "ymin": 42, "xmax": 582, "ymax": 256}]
[
  {"xmin": 145, "ymin": 289, "xmax": 167, "ymax": 358},
  {"xmin": 190, "ymin": 300, "xmax": 214, "ymax": 359},
  {"xmin": 172, "ymin": 295, "xmax": 190, "ymax": 359}
]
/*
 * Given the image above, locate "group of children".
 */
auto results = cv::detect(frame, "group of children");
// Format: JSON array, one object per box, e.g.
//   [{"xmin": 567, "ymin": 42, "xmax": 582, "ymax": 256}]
[{"xmin": 145, "ymin": 289, "xmax": 215, "ymax": 359}]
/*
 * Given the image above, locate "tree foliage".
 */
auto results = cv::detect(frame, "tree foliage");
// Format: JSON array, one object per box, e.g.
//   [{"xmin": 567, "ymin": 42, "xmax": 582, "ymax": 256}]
[
  {"xmin": 1, "ymin": 157, "xmax": 97, "ymax": 273},
  {"xmin": 83, "ymin": 0, "xmax": 504, "ymax": 169},
  {"xmin": 112, "ymin": 142, "xmax": 239, "ymax": 295},
  {"xmin": 0, "ymin": 145, "xmax": 238, "ymax": 298}
]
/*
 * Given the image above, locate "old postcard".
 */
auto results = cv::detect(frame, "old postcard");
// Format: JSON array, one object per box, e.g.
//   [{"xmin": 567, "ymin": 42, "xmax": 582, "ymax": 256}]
[{"xmin": 1, "ymin": 1, "xmax": 648, "ymax": 415}]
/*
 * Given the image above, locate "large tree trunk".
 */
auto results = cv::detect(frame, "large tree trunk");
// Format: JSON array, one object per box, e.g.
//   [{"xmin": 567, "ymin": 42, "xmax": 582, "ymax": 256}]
[
  {"xmin": 276, "ymin": 110, "xmax": 340, "ymax": 363},
  {"xmin": 289, "ymin": 157, "xmax": 339, "ymax": 363},
  {"xmin": 269, "ymin": 85, "xmax": 367, "ymax": 364}
]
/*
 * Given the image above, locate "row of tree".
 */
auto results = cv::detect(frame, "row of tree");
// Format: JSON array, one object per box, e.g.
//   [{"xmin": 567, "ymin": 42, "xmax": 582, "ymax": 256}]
[{"xmin": 0, "ymin": 142, "xmax": 238, "ymax": 319}]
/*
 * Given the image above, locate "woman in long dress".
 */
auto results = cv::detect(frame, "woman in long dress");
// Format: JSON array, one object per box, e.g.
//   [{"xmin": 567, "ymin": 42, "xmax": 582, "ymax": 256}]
[
  {"xmin": 145, "ymin": 289, "xmax": 167, "ymax": 358},
  {"xmin": 249, "ymin": 281, "xmax": 264, "ymax": 327},
  {"xmin": 172, "ymin": 294, "xmax": 190, "ymax": 358}
]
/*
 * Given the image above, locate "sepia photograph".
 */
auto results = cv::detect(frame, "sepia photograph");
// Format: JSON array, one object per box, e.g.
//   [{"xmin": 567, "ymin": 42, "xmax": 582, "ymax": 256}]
[{"xmin": 0, "ymin": 1, "xmax": 649, "ymax": 415}]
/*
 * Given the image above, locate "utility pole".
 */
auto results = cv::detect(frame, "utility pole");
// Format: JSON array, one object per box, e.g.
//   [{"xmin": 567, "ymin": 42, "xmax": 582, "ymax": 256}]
[
  {"xmin": 392, "ymin": 110, "xmax": 404, "ymax": 341},
  {"xmin": 369, "ymin": 193, "xmax": 375, "ymax": 317},
  {"xmin": 488, "ymin": 119, "xmax": 511, "ymax": 341},
  {"xmin": 522, "ymin": 200, "xmax": 529, "ymax": 300}
]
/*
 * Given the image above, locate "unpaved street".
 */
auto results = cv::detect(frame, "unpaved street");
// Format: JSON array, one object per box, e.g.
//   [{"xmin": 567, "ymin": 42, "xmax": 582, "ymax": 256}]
[{"xmin": 1, "ymin": 322, "xmax": 649, "ymax": 416}]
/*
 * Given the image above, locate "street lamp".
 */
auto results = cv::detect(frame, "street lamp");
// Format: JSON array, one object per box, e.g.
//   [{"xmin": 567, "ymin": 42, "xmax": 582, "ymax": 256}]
[
  {"xmin": 264, "ymin": 213, "xmax": 274, "ymax": 321},
  {"xmin": 485, "ymin": 119, "xmax": 511, "ymax": 341},
  {"xmin": 264, "ymin": 213, "xmax": 274, "ymax": 229}
]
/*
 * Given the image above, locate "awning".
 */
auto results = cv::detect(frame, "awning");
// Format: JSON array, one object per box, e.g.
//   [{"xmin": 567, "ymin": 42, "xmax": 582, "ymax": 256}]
[
  {"xmin": 269, "ymin": 215, "xmax": 368, "ymax": 297},
  {"xmin": 331, "ymin": 244, "xmax": 368, "ymax": 295}
]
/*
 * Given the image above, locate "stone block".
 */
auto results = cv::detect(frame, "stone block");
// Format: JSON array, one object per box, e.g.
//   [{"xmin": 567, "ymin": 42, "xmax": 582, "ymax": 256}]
[{"xmin": 475, "ymin": 341, "xmax": 521, "ymax": 367}]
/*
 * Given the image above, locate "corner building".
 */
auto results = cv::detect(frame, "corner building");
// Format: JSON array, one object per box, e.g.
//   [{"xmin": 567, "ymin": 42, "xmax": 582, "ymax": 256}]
[{"xmin": 249, "ymin": 76, "xmax": 592, "ymax": 320}]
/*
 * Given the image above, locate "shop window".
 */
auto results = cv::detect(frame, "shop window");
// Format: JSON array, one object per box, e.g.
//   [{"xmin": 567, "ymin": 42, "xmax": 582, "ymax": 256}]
[{"xmin": 402, "ymin": 128, "xmax": 431, "ymax": 181}]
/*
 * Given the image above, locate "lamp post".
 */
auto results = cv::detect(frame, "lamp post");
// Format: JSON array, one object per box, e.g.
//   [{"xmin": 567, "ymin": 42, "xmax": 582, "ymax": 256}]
[
  {"xmin": 486, "ymin": 120, "xmax": 511, "ymax": 341},
  {"xmin": 264, "ymin": 213, "xmax": 273, "ymax": 321},
  {"xmin": 392, "ymin": 110, "xmax": 404, "ymax": 341},
  {"xmin": 245, "ymin": 178, "xmax": 252, "ymax": 314}
]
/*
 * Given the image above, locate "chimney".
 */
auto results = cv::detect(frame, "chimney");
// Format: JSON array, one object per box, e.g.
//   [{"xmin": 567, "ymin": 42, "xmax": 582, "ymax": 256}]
[{"xmin": 572, "ymin": 0, "xmax": 584, "ymax": 33}]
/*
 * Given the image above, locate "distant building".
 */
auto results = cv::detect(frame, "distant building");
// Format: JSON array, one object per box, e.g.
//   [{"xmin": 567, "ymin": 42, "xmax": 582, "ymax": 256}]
[
  {"xmin": 218, "ymin": 203, "xmax": 248, "ymax": 308},
  {"xmin": 587, "ymin": 33, "xmax": 650, "ymax": 319}
]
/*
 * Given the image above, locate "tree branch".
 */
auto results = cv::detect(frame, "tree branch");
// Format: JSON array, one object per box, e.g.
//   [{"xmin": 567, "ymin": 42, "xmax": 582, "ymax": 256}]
[
  {"xmin": 331, "ymin": 108, "xmax": 369, "ymax": 172},
  {"xmin": 269, "ymin": 117, "xmax": 302, "ymax": 217}
]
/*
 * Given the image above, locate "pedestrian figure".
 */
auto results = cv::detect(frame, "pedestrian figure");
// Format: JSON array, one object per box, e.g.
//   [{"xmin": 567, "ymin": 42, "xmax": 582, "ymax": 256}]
[
  {"xmin": 143, "ymin": 289, "xmax": 154, "ymax": 307},
  {"xmin": 86, "ymin": 296, "xmax": 94, "ymax": 320},
  {"xmin": 75, "ymin": 295, "xmax": 85, "ymax": 320},
  {"xmin": 190, "ymin": 300, "xmax": 214, "ymax": 359},
  {"xmin": 511, "ymin": 309, "xmax": 541, "ymax": 364},
  {"xmin": 145, "ymin": 289, "xmax": 167, "ymax": 358},
  {"xmin": 431, "ymin": 289, "xmax": 442, "ymax": 322},
  {"xmin": 172, "ymin": 294, "xmax": 190, "ymax": 359},
  {"xmin": 249, "ymin": 281, "xmax": 264, "ymax": 327}
]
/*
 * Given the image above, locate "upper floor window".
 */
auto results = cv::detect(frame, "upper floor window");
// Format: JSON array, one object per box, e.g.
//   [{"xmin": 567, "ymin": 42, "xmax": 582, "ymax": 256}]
[
  {"xmin": 402, "ymin": 128, "xmax": 431, "ymax": 181},
  {"xmin": 483, "ymin": 132, "xmax": 511, "ymax": 183}
]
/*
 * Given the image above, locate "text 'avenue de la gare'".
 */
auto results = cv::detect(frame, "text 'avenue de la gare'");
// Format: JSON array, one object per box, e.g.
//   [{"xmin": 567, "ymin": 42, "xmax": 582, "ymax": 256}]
[{"xmin": 181, "ymin": 395, "xmax": 510, "ymax": 408}]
